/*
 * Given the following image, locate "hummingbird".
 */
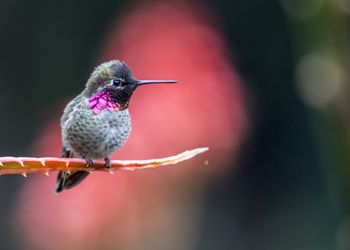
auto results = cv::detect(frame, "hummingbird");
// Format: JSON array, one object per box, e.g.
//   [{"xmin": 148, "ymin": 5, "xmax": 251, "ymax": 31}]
[{"xmin": 55, "ymin": 60, "xmax": 177, "ymax": 193}]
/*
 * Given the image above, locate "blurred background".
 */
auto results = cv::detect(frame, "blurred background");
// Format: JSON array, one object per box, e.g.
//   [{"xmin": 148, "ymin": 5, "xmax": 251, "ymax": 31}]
[{"xmin": 0, "ymin": 0, "xmax": 349, "ymax": 249}]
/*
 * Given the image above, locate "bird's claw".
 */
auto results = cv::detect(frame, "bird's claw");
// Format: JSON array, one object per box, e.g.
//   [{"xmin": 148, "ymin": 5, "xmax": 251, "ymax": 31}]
[
  {"xmin": 104, "ymin": 157, "xmax": 112, "ymax": 168},
  {"xmin": 62, "ymin": 147, "xmax": 73, "ymax": 158},
  {"xmin": 82, "ymin": 156, "xmax": 94, "ymax": 168}
]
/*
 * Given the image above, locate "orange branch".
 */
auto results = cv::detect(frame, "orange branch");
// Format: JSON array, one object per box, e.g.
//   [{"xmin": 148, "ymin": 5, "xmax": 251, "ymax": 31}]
[{"xmin": 0, "ymin": 147, "xmax": 209, "ymax": 177}]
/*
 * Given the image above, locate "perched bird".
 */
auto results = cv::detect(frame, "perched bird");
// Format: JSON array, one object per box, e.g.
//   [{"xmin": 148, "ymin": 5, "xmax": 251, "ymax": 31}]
[{"xmin": 56, "ymin": 60, "xmax": 177, "ymax": 193}]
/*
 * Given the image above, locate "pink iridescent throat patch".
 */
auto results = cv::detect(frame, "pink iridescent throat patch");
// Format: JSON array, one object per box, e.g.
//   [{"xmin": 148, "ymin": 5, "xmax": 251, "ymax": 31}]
[{"xmin": 88, "ymin": 90, "xmax": 120, "ymax": 114}]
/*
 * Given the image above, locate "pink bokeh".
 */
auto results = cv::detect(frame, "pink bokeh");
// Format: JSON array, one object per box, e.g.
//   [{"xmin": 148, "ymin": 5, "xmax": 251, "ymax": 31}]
[{"xmin": 15, "ymin": 1, "xmax": 247, "ymax": 249}]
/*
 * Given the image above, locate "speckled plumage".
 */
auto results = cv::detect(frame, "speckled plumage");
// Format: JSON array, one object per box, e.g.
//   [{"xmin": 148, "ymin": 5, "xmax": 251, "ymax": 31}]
[
  {"xmin": 56, "ymin": 60, "xmax": 134, "ymax": 193},
  {"xmin": 55, "ymin": 60, "xmax": 176, "ymax": 193},
  {"xmin": 61, "ymin": 94, "xmax": 131, "ymax": 158}
]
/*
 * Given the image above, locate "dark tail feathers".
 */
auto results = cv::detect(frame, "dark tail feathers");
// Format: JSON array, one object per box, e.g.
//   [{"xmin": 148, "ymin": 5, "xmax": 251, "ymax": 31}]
[{"xmin": 55, "ymin": 171, "xmax": 90, "ymax": 193}]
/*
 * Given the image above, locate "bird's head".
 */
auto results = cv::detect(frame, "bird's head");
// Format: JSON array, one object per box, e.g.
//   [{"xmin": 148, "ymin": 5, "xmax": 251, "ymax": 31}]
[{"xmin": 84, "ymin": 60, "xmax": 177, "ymax": 114}]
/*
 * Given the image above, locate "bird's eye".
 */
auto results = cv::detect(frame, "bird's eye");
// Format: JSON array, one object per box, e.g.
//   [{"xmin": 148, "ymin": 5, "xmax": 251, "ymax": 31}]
[
  {"xmin": 111, "ymin": 79, "xmax": 127, "ymax": 86},
  {"xmin": 111, "ymin": 79, "xmax": 121, "ymax": 86}
]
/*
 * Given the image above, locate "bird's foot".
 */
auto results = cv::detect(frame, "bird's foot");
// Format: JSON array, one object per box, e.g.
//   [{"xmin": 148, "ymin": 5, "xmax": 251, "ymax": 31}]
[
  {"xmin": 82, "ymin": 156, "xmax": 94, "ymax": 168},
  {"xmin": 104, "ymin": 157, "xmax": 112, "ymax": 169},
  {"xmin": 62, "ymin": 147, "xmax": 73, "ymax": 158}
]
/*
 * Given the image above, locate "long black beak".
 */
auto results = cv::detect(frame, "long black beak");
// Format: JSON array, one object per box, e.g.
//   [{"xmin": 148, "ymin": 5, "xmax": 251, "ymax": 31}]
[{"xmin": 135, "ymin": 79, "xmax": 177, "ymax": 86}]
